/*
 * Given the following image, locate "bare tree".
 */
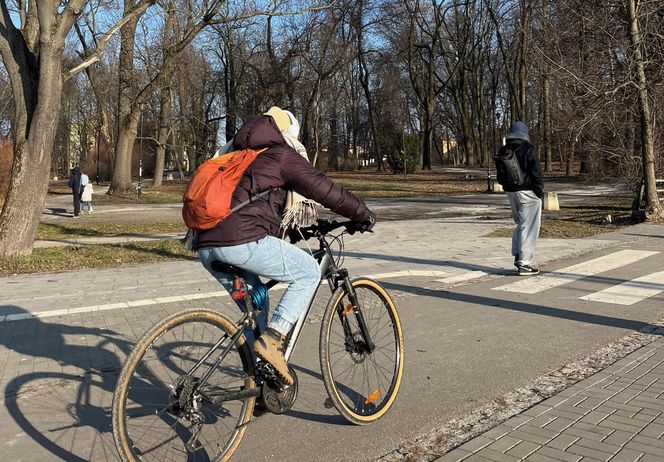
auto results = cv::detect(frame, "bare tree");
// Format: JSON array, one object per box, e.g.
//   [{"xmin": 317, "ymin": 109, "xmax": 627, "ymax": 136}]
[
  {"xmin": 0, "ymin": 0, "xmax": 155, "ymax": 257},
  {"xmin": 624, "ymin": 0, "xmax": 663, "ymax": 218}
]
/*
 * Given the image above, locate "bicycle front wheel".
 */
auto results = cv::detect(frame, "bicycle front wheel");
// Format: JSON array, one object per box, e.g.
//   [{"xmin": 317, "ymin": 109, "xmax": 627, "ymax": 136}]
[
  {"xmin": 320, "ymin": 278, "xmax": 404, "ymax": 425},
  {"xmin": 113, "ymin": 309, "xmax": 255, "ymax": 462}
]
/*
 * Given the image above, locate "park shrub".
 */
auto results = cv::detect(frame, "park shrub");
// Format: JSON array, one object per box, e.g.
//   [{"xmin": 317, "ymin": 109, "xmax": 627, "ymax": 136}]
[{"xmin": 387, "ymin": 132, "xmax": 420, "ymax": 174}]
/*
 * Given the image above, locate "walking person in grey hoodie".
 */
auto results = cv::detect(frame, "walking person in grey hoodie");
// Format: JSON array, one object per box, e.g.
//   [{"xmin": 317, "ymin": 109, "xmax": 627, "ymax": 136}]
[{"xmin": 497, "ymin": 121, "xmax": 544, "ymax": 275}]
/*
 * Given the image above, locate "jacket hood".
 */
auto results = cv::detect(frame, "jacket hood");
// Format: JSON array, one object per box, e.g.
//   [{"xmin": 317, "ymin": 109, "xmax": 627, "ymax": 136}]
[
  {"xmin": 233, "ymin": 115, "xmax": 287, "ymax": 150},
  {"xmin": 507, "ymin": 121, "xmax": 530, "ymax": 142}
]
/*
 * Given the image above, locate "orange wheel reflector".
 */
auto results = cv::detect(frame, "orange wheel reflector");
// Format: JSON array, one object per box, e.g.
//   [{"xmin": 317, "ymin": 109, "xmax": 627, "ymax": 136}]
[
  {"xmin": 365, "ymin": 389, "xmax": 381, "ymax": 404},
  {"xmin": 342, "ymin": 303, "xmax": 353, "ymax": 315}
]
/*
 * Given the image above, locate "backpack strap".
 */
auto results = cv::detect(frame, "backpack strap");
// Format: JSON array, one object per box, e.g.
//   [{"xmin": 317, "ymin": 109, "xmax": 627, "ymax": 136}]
[
  {"xmin": 229, "ymin": 187, "xmax": 276, "ymax": 213},
  {"xmin": 230, "ymin": 147, "xmax": 272, "ymax": 213}
]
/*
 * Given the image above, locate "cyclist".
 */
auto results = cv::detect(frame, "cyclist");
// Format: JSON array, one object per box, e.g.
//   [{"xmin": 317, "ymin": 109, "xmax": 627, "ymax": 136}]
[{"xmin": 195, "ymin": 107, "xmax": 375, "ymax": 385}]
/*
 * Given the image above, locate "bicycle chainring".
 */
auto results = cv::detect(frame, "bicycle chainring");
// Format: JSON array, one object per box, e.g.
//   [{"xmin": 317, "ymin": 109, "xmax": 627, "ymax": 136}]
[{"xmin": 261, "ymin": 366, "xmax": 298, "ymax": 414}]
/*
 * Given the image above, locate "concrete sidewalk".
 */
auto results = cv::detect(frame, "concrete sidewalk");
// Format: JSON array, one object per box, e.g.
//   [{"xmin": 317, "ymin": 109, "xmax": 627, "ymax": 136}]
[{"xmin": 437, "ymin": 335, "xmax": 664, "ymax": 462}]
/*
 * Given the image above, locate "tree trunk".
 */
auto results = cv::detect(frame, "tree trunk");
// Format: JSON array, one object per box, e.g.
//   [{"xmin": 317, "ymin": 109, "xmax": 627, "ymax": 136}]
[
  {"xmin": 542, "ymin": 74, "xmax": 552, "ymax": 172},
  {"xmin": 625, "ymin": 0, "xmax": 663, "ymax": 218},
  {"xmin": 111, "ymin": 115, "xmax": 141, "ymax": 194},
  {"xmin": 0, "ymin": 55, "xmax": 63, "ymax": 257},
  {"xmin": 152, "ymin": 86, "xmax": 172, "ymax": 188},
  {"xmin": 108, "ymin": 7, "xmax": 140, "ymax": 195}
]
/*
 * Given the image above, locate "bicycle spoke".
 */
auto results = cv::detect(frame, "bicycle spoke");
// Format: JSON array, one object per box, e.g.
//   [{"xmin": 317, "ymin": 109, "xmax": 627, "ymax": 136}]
[
  {"xmin": 114, "ymin": 311, "xmax": 254, "ymax": 462},
  {"xmin": 321, "ymin": 281, "xmax": 403, "ymax": 423}
]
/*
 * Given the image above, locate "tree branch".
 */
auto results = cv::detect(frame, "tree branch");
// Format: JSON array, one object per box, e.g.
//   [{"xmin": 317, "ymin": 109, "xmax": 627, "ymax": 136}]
[{"xmin": 62, "ymin": 0, "xmax": 156, "ymax": 82}]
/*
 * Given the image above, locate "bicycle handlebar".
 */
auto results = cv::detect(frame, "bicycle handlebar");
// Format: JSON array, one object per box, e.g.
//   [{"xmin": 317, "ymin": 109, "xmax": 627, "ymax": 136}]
[{"xmin": 289, "ymin": 219, "xmax": 369, "ymax": 244}]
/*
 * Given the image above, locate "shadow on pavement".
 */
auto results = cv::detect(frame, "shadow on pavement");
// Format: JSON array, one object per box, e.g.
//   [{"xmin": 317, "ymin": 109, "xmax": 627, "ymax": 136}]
[
  {"xmin": 380, "ymin": 282, "xmax": 662, "ymax": 333},
  {"xmin": 0, "ymin": 306, "xmax": 129, "ymax": 461},
  {"xmin": 43, "ymin": 207, "xmax": 72, "ymax": 218}
]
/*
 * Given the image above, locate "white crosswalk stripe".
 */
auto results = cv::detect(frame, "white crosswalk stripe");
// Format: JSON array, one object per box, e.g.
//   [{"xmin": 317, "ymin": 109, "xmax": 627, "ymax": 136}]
[
  {"xmin": 580, "ymin": 270, "xmax": 664, "ymax": 305},
  {"xmin": 492, "ymin": 250, "xmax": 660, "ymax": 295}
]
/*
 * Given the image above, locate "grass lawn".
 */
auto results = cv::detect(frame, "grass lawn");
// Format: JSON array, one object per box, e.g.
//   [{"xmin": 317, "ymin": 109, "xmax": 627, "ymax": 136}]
[{"xmin": 47, "ymin": 170, "xmax": 487, "ymax": 205}]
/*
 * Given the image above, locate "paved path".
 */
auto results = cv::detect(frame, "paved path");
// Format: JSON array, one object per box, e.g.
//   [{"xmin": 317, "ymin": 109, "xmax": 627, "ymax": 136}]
[
  {"xmin": 436, "ymin": 336, "xmax": 664, "ymax": 462},
  {"xmin": 1, "ymin": 185, "xmax": 661, "ymax": 461}
]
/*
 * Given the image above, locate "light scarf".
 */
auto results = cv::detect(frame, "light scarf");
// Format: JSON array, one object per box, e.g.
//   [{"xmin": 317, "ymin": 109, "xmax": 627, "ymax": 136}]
[
  {"xmin": 280, "ymin": 111, "xmax": 319, "ymax": 228},
  {"xmin": 280, "ymin": 131, "xmax": 320, "ymax": 228}
]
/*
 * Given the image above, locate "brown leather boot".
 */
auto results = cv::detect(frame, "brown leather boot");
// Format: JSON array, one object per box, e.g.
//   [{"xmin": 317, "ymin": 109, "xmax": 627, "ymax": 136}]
[{"xmin": 254, "ymin": 328, "xmax": 293, "ymax": 385}]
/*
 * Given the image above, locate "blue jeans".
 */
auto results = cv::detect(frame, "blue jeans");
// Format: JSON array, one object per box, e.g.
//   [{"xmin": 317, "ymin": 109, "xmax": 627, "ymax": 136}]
[
  {"xmin": 198, "ymin": 236, "xmax": 320, "ymax": 343},
  {"xmin": 507, "ymin": 190, "xmax": 542, "ymax": 266}
]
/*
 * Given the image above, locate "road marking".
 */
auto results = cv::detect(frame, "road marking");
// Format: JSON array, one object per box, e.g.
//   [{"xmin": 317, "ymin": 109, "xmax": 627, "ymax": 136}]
[
  {"xmin": 492, "ymin": 250, "xmax": 659, "ymax": 294},
  {"xmin": 370, "ymin": 270, "xmax": 451, "ymax": 280},
  {"xmin": 580, "ymin": 271, "xmax": 664, "ymax": 305},
  {"xmin": 435, "ymin": 271, "xmax": 488, "ymax": 284},
  {"xmin": 1, "ymin": 270, "xmax": 449, "ymax": 323}
]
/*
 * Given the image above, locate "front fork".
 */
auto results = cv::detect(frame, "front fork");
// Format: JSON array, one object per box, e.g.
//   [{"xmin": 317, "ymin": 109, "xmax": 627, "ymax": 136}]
[{"xmin": 330, "ymin": 269, "xmax": 375, "ymax": 354}]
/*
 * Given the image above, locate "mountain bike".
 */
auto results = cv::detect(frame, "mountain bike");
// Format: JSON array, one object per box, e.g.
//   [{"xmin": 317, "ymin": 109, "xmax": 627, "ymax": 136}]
[{"xmin": 112, "ymin": 219, "xmax": 404, "ymax": 462}]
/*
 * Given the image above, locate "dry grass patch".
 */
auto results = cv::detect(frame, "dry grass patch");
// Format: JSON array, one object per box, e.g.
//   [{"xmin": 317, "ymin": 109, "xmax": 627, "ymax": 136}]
[
  {"xmin": 329, "ymin": 170, "xmax": 486, "ymax": 197},
  {"xmin": 488, "ymin": 205, "xmax": 636, "ymax": 239},
  {"xmin": 0, "ymin": 239, "xmax": 195, "ymax": 275},
  {"xmin": 37, "ymin": 222, "xmax": 186, "ymax": 240}
]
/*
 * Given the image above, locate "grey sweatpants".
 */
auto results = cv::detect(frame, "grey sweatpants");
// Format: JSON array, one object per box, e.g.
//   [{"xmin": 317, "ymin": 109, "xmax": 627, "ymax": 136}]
[{"xmin": 507, "ymin": 190, "xmax": 542, "ymax": 267}]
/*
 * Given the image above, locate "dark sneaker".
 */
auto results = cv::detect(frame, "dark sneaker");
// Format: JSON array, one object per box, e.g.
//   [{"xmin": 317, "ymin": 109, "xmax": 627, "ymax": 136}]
[
  {"xmin": 517, "ymin": 265, "xmax": 539, "ymax": 276},
  {"xmin": 254, "ymin": 328, "xmax": 293, "ymax": 385}
]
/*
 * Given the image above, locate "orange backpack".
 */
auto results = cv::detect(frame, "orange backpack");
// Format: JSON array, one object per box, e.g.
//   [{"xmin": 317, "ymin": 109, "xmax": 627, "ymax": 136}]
[{"xmin": 182, "ymin": 148, "xmax": 269, "ymax": 231}]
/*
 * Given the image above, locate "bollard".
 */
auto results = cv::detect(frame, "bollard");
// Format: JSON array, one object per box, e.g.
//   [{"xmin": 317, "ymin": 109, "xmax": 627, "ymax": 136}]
[{"xmin": 543, "ymin": 191, "xmax": 559, "ymax": 211}]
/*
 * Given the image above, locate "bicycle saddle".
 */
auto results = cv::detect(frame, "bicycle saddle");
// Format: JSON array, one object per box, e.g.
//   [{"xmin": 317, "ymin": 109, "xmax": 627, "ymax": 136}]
[{"xmin": 210, "ymin": 260, "xmax": 243, "ymax": 276}]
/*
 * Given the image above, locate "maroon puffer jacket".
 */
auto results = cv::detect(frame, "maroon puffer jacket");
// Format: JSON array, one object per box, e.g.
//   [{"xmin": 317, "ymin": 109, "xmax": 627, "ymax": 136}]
[{"xmin": 194, "ymin": 115, "xmax": 368, "ymax": 248}]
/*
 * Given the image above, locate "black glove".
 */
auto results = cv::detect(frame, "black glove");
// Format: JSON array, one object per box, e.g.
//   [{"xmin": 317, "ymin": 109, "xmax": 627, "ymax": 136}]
[{"xmin": 355, "ymin": 208, "xmax": 376, "ymax": 232}]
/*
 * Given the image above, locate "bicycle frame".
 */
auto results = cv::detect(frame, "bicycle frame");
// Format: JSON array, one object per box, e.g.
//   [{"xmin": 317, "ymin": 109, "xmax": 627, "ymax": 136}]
[{"xmin": 185, "ymin": 221, "xmax": 375, "ymax": 398}]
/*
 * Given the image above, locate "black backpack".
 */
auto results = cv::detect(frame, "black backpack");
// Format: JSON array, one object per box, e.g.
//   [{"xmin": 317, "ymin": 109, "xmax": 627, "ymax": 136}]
[{"xmin": 494, "ymin": 145, "xmax": 525, "ymax": 187}]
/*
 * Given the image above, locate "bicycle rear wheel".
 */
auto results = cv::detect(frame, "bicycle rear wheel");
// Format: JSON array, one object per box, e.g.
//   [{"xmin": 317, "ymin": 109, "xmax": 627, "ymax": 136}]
[
  {"xmin": 319, "ymin": 278, "xmax": 404, "ymax": 425},
  {"xmin": 113, "ymin": 309, "xmax": 255, "ymax": 462}
]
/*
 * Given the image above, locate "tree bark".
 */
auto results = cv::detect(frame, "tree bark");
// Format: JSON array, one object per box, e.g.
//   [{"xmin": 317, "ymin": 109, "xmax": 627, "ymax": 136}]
[
  {"xmin": 0, "ymin": 24, "xmax": 63, "ymax": 256},
  {"xmin": 152, "ymin": 85, "xmax": 172, "ymax": 188},
  {"xmin": 108, "ymin": 4, "xmax": 141, "ymax": 195},
  {"xmin": 625, "ymin": 0, "xmax": 663, "ymax": 218}
]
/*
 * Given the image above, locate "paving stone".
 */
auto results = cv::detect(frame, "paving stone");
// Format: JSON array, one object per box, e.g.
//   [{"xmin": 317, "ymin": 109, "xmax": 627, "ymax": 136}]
[
  {"xmin": 623, "ymin": 439, "xmax": 664, "ymax": 457},
  {"xmin": 638, "ymin": 422, "xmax": 664, "ymax": 439},
  {"xmin": 433, "ymin": 449, "xmax": 474, "ymax": 462},
  {"xmin": 543, "ymin": 417, "xmax": 575, "ymax": 433},
  {"xmin": 601, "ymin": 430, "xmax": 632, "ymax": 447},
  {"xmin": 508, "ymin": 428, "xmax": 556, "ymax": 445},
  {"xmin": 564, "ymin": 426, "xmax": 613, "ymax": 443},
  {"xmin": 598, "ymin": 417, "xmax": 646, "ymax": 433},
  {"xmin": 457, "ymin": 436, "xmax": 494, "ymax": 453},
  {"xmin": 534, "ymin": 446, "xmax": 583, "ymax": 462},
  {"xmin": 523, "ymin": 451, "xmax": 561, "ymax": 462},
  {"xmin": 566, "ymin": 440, "xmax": 616, "ymax": 461},
  {"xmin": 505, "ymin": 441, "xmax": 541, "ymax": 459},
  {"xmin": 639, "ymin": 454, "xmax": 664, "ymax": 462},
  {"xmin": 502, "ymin": 415, "xmax": 535, "ymax": 429},
  {"xmin": 485, "ymin": 435, "xmax": 522, "ymax": 454},
  {"xmin": 607, "ymin": 447, "xmax": 644, "ymax": 462},
  {"xmin": 470, "ymin": 448, "xmax": 520, "ymax": 462}
]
